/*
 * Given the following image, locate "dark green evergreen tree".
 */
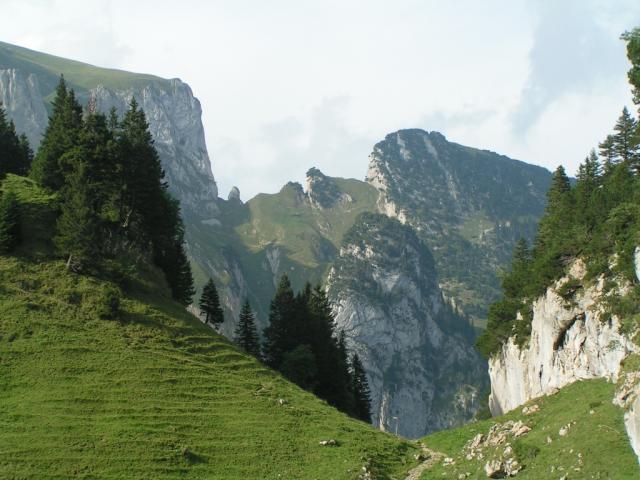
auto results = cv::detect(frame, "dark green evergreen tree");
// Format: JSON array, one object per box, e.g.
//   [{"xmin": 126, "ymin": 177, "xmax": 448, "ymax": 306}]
[
  {"xmin": 54, "ymin": 160, "xmax": 100, "ymax": 271},
  {"xmin": 307, "ymin": 285, "xmax": 352, "ymax": 411},
  {"xmin": 30, "ymin": 77, "xmax": 83, "ymax": 189},
  {"xmin": 501, "ymin": 238, "xmax": 530, "ymax": 298},
  {"xmin": 235, "ymin": 299, "xmax": 261, "ymax": 358},
  {"xmin": 599, "ymin": 134, "xmax": 617, "ymax": 172},
  {"xmin": 117, "ymin": 98, "xmax": 166, "ymax": 234},
  {"xmin": 622, "ymin": 28, "xmax": 640, "ymax": 105},
  {"xmin": 166, "ymin": 237, "xmax": 195, "ymax": 306},
  {"xmin": 534, "ymin": 165, "xmax": 573, "ymax": 253},
  {"xmin": 612, "ymin": 107, "xmax": 639, "ymax": 168},
  {"xmin": 0, "ymin": 191, "xmax": 21, "ymax": 253},
  {"xmin": 575, "ymin": 150, "xmax": 603, "ymax": 230},
  {"xmin": 199, "ymin": 278, "xmax": 224, "ymax": 328},
  {"xmin": 350, "ymin": 353, "xmax": 372, "ymax": 423},
  {"xmin": 281, "ymin": 344, "xmax": 317, "ymax": 390},
  {"xmin": 336, "ymin": 330, "xmax": 355, "ymax": 413},
  {"xmin": 262, "ymin": 275, "xmax": 297, "ymax": 369},
  {"xmin": 0, "ymin": 106, "xmax": 32, "ymax": 177}
]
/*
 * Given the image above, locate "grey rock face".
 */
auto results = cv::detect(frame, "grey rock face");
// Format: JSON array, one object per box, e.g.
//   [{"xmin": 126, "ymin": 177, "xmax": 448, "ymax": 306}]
[
  {"xmin": 0, "ymin": 69, "xmax": 48, "ymax": 147},
  {"xmin": 328, "ymin": 213, "xmax": 486, "ymax": 438},
  {"xmin": 366, "ymin": 129, "xmax": 552, "ymax": 324},
  {"xmin": 488, "ymin": 257, "xmax": 640, "ymax": 463},
  {"xmin": 228, "ymin": 186, "xmax": 241, "ymax": 202},
  {"xmin": 90, "ymin": 81, "xmax": 218, "ymax": 219}
]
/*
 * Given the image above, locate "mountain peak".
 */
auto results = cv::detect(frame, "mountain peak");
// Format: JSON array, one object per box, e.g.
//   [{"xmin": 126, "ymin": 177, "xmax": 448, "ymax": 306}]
[{"xmin": 305, "ymin": 167, "xmax": 344, "ymax": 209}]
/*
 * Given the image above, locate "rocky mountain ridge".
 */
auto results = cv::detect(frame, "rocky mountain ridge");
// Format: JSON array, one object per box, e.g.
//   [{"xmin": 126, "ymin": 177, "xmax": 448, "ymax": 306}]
[{"xmin": 366, "ymin": 129, "xmax": 552, "ymax": 325}]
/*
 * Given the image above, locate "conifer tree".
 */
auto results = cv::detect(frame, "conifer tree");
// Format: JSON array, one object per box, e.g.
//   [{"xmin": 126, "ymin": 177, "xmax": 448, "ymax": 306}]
[
  {"xmin": 612, "ymin": 107, "xmax": 639, "ymax": 168},
  {"xmin": 350, "ymin": 353, "xmax": 372, "ymax": 423},
  {"xmin": 0, "ymin": 106, "xmax": 32, "ymax": 177},
  {"xmin": 30, "ymin": 77, "xmax": 83, "ymax": 189},
  {"xmin": 281, "ymin": 344, "xmax": 318, "ymax": 390},
  {"xmin": 79, "ymin": 113, "xmax": 119, "ymax": 211},
  {"xmin": 199, "ymin": 278, "xmax": 224, "ymax": 329},
  {"xmin": 262, "ymin": 275, "xmax": 297, "ymax": 369},
  {"xmin": 336, "ymin": 330, "xmax": 355, "ymax": 413},
  {"xmin": 54, "ymin": 160, "xmax": 100, "ymax": 271},
  {"xmin": 117, "ymin": 98, "xmax": 165, "ymax": 233},
  {"xmin": 599, "ymin": 134, "xmax": 617, "ymax": 172},
  {"xmin": 307, "ymin": 285, "xmax": 351, "ymax": 410},
  {"xmin": 0, "ymin": 191, "xmax": 21, "ymax": 253},
  {"xmin": 235, "ymin": 300, "xmax": 261, "ymax": 358},
  {"xmin": 17, "ymin": 134, "xmax": 33, "ymax": 175},
  {"xmin": 534, "ymin": 165, "xmax": 573, "ymax": 253},
  {"xmin": 167, "ymin": 239, "xmax": 195, "ymax": 306},
  {"xmin": 622, "ymin": 28, "xmax": 640, "ymax": 105}
]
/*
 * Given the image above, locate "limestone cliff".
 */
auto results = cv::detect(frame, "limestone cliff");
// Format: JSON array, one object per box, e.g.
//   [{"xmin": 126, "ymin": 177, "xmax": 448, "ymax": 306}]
[
  {"xmin": 327, "ymin": 213, "xmax": 487, "ymax": 438},
  {"xmin": 488, "ymin": 256, "xmax": 640, "ymax": 461}
]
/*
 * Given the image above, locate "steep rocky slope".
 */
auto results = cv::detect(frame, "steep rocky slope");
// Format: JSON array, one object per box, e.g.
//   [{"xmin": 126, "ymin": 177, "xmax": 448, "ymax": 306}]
[
  {"xmin": 366, "ymin": 130, "xmax": 551, "ymax": 325},
  {"xmin": 327, "ymin": 213, "xmax": 485, "ymax": 437},
  {"xmin": 488, "ymin": 255, "xmax": 640, "ymax": 461}
]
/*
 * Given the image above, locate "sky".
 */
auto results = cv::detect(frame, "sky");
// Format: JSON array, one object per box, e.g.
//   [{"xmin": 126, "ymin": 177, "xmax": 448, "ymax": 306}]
[{"xmin": 3, "ymin": 0, "xmax": 640, "ymax": 199}]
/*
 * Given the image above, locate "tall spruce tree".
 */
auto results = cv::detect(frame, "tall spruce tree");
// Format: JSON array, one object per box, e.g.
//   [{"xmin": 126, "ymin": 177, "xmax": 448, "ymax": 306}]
[
  {"xmin": 30, "ymin": 77, "xmax": 83, "ymax": 189},
  {"xmin": 612, "ymin": 107, "xmax": 639, "ymax": 169},
  {"xmin": 262, "ymin": 275, "xmax": 297, "ymax": 369},
  {"xmin": 350, "ymin": 353, "xmax": 372, "ymax": 423},
  {"xmin": 54, "ymin": 160, "xmax": 100, "ymax": 271},
  {"xmin": 599, "ymin": 134, "xmax": 617, "ymax": 172},
  {"xmin": 0, "ymin": 191, "xmax": 21, "ymax": 253},
  {"xmin": 199, "ymin": 278, "xmax": 224, "ymax": 329},
  {"xmin": 336, "ymin": 331, "xmax": 355, "ymax": 413},
  {"xmin": 534, "ymin": 165, "xmax": 573, "ymax": 252},
  {"xmin": 307, "ymin": 285, "xmax": 352, "ymax": 411},
  {"xmin": 235, "ymin": 300, "xmax": 261, "ymax": 358},
  {"xmin": 117, "ymin": 98, "xmax": 166, "ymax": 234},
  {"xmin": 0, "ymin": 106, "xmax": 32, "ymax": 177},
  {"xmin": 166, "ymin": 236, "xmax": 195, "ymax": 306}
]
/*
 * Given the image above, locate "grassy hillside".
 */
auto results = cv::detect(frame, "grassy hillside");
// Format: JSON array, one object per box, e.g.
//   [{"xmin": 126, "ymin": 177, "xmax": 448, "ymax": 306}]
[
  {"xmin": 0, "ymin": 176, "xmax": 417, "ymax": 479},
  {"xmin": 418, "ymin": 380, "xmax": 639, "ymax": 479},
  {"xmin": 0, "ymin": 40, "xmax": 169, "ymax": 100}
]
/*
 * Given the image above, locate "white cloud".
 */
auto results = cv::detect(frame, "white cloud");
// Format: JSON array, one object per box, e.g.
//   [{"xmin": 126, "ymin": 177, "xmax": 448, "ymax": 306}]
[{"xmin": 2, "ymin": 0, "xmax": 640, "ymax": 195}]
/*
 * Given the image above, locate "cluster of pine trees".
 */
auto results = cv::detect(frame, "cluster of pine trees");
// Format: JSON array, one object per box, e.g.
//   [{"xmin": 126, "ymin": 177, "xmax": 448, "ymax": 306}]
[
  {"xmin": 199, "ymin": 275, "xmax": 372, "ymax": 423},
  {"xmin": 263, "ymin": 276, "xmax": 371, "ymax": 422},
  {"xmin": 477, "ymin": 28, "xmax": 640, "ymax": 357},
  {"xmin": 0, "ymin": 106, "xmax": 31, "ymax": 253},
  {"xmin": 0, "ymin": 77, "xmax": 194, "ymax": 304},
  {"xmin": 0, "ymin": 107, "xmax": 32, "ymax": 178}
]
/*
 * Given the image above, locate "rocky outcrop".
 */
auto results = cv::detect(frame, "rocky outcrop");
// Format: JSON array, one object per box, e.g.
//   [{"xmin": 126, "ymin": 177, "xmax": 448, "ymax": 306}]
[
  {"xmin": 0, "ymin": 69, "xmax": 48, "ymax": 148},
  {"xmin": 305, "ymin": 167, "xmax": 352, "ymax": 209},
  {"xmin": 488, "ymin": 260, "xmax": 637, "ymax": 415},
  {"xmin": 488, "ymin": 256, "xmax": 640, "ymax": 463},
  {"xmin": 227, "ymin": 186, "xmax": 241, "ymax": 202},
  {"xmin": 328, "ymin": 213, "xmax": 486, "ymax": 438}
]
